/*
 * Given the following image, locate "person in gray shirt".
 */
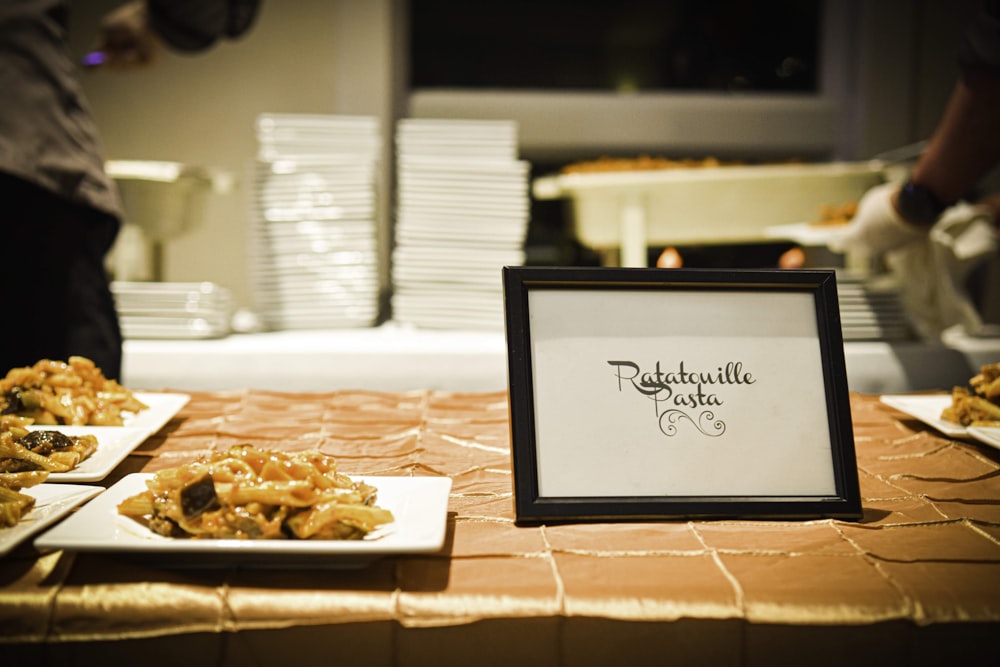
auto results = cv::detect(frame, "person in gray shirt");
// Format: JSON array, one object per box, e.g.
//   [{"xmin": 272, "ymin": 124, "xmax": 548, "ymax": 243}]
[{"xmin": 0, "ymin": 0, "xmax": 259, "ymax": 380}]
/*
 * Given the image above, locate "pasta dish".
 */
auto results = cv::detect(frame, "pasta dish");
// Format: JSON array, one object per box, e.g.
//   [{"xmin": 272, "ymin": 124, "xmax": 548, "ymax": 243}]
[
  {"xmin": 0, "ymin": 356, "xmax": 147, "ymax": 426},
  {"xmin": 941, "ymin": 362, "xmax": 1000, "ymax": 426},
  {"xmin": 118, "ymin": 445, "xmax": 395, "ymax": 540},
  {"xmin": 810, "ymin": 201, "xmax": 858, "ymax": 226},
  {"xmin": 0, "ymin": 415, "xmax": 99, "ymax": 528},
  {"xmin": 560, "ymin": 155, "xmax": 737, "ymax": 174}
]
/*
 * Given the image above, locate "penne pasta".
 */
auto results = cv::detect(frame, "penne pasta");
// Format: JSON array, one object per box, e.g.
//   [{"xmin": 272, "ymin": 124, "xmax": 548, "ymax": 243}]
[
  {"xmin": 0, "ymin": 486, "xmax": 36, "ymax": 529},
  {"xmin": 0, "ymin": 416, "xmax": 99, "ymax": 529},
  {"xmin": 0, "ymin": 356, "xmax": 147, "ymax": 426},
  {"xmin": 117, "ymin": 445, "xmax": 395, "ymax": 540},
  {"xmin": 941, "ymin": 362, "xmax": 1000, "ymax": 427}
]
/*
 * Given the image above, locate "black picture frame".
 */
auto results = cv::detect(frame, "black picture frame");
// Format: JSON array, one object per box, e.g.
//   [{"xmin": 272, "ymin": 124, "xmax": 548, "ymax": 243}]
[{"xmin": 502, "ymin": 266, "xmax": 862, "ymax": 525}]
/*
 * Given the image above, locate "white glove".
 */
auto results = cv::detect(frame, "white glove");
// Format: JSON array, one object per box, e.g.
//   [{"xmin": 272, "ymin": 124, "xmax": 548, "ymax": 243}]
[
  {"xmin": 886, "ymin": 202, "xmax": 997, "ymax": 339},
  {"xmin": 829, "ymin": 182, "xmax": 928, "ymax": 255}
]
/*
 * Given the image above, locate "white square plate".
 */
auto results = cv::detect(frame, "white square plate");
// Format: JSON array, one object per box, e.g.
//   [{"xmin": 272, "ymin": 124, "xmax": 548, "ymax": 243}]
[
  {"xmin": 0, "ymin": 484, "xmax": 103, "ymax": 557},
  {"xmin": 878, "ymin": 394, "xmax": 967, "ymax": 437},
  {"xmin": 23, "ymin": 426, "xmax": 149, "ymax": 483},
  {"xmin": 27, "ymin": 392, "xmax": 190, "ymax": 440},
  {"xmin": 22, "ymin": 393, "xmax": 190, "ymax": 482},
  {"xmin": 114, "ymin": 392, "xmax": 192, "ymax": 437},
  {"xmin": 35, "ymin": 473, "xmax": 452, "ymax": 568}
]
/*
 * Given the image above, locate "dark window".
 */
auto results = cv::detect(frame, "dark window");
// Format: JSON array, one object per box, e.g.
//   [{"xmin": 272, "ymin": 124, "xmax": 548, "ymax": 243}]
[{"xmin": 410, "ymin": 0, "xmax": 821, "ymax": 93}]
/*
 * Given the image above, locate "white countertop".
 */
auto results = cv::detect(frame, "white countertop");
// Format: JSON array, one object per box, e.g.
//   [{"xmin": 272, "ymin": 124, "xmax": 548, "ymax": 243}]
[
  {"xmin": 122, "ymin": 323, "xmax": 510, "ymax": 393},
  {"xmin": 121, "ymin": 323, "xmax": 998, "ymax": 394}
]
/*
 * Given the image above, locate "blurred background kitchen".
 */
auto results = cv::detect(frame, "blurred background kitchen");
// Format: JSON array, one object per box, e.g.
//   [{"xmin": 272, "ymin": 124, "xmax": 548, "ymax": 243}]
[{"xmin": 67, "ymin": 0, "xmax": 1000, "ymax": 392}]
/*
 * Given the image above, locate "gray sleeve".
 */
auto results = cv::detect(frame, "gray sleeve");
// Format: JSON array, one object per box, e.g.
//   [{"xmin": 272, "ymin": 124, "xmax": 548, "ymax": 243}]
[{"xmin": 147, "ymin": 0, "xmax": 260, "ymax": 52}]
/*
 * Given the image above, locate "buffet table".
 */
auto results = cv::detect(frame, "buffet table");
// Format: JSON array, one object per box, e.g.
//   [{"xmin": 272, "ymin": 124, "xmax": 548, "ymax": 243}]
[{"xmin": 2, "ymin": 390, "xmax": 998, "ymax": 666}]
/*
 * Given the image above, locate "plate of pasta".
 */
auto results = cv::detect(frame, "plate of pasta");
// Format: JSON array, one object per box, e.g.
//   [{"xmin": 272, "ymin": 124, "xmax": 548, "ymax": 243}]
[
  {"xmin": 880, "ymin": 363, "xmax": 1000, "ymax": 439},
  {"xmin": 0, "ymin": 484, "xmax": 103, "ymax": 557},
  {"xmin": 35, "ymin": 448, "xmax": 452, "ymax": 567},
  {"xmin": 8, "ymin": 392, "xmax": 190, "ymax": 483},
  {"xmin": 878, "ymin": 394, "xmax": 969, "ymax": 437},
  {"xmin": 2, "ymin": 357, "xmax": 188, "ymax": 435},
  {"xmin": 73, "ymin": 391, "xmax": 190, "ymax": 440},
  {"xmin": 24, "ymin": 426, "xmax": 151, "ymax": 483}
]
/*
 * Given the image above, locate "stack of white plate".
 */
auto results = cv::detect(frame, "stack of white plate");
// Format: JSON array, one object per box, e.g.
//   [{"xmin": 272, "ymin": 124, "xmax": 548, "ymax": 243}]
[
  {"xmin": 249, "ymin": 114, "xmax": 381, "ymax": 330},
  {"xmin": 392, "ymin": 119, "xmax": 529, "ymax": 330},
  {"xmin": 837, "ymin": 273, "xmax": 913, "ymax": 341},
  {"xmin": 256, "ymin": 113, "xmax": 381, "ymax": 163},
  {"xmin": 112, "ymin": 281, "xmax": 232, "ymax": 339}
]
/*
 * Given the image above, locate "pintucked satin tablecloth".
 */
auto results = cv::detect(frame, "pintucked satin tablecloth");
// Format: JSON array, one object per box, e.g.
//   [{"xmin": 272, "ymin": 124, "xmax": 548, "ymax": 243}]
[{"xmin": 2, "ymin": 390, "xmax": 999, "ymax": 666}]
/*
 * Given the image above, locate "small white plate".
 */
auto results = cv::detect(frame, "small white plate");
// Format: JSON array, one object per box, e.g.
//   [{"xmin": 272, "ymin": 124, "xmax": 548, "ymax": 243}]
[
  {"xmin": 21, "ymin": 426, "xmax": 149, "ymax": 483},
  {"xmin": 879, "ymin": 394, "xmax": 968, "ymax": 437},
  {"xmin": 26, "ymin": 392, "xmax": 190, "ymax": 442},
  {"xmin": 116, "ymin": 392, "xmax": 190, "ymax": 438},
  {"xmin": 35, "ymin": 473, "xmax": 452, "ymax": 568},
  {"xmin": 967, "ymin": 426, "xmax": 1000, "ymax": 451},
  {"xmin": 22, "ymin": 393, "xmax": 189, "ymax": 482},
  {"xmin": 0, "ymin": 484, "xmax": 103, "ymax": 557}
]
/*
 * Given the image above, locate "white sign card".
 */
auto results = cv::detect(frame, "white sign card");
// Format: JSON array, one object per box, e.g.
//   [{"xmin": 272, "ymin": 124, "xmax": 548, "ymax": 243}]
[{"xmin": 503, "ymin": 267, "xmax": 861, "ymax": 524}]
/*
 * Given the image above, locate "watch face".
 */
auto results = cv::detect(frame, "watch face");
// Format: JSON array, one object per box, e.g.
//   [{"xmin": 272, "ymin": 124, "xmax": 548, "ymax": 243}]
[{"xmin": 898, "ymin": 181, "xmax": 946, "ymax": 226}]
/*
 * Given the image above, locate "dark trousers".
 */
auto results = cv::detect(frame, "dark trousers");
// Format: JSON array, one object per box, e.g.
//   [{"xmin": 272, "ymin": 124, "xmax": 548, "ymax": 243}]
[{"xmin": 0, "ymin": 172, "xmax": 123, "ymax": 380}]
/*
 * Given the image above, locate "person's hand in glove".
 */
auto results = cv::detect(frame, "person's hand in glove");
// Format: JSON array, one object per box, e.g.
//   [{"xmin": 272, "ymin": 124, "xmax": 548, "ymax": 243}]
[{"xmin": 830, "ymin": 182, "xmax": 930, "ymax": 255}]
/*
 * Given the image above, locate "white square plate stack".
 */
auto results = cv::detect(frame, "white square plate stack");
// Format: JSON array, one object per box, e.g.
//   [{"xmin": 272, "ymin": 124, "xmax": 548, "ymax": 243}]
[
  {"xmin": 112, "ymin": 281, "xmax": 232, "ymax": 339},
  {"xmin": 392, "ymin": 119, "xmax": 529, "ymax": 330},
  {"xmin": 250, "ymin": 114, "xmax": 382, "ymax": 330}
]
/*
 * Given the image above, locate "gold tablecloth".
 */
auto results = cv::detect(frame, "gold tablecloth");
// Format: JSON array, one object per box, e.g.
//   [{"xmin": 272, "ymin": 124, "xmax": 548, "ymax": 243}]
[{"xmin": 2, "ymin": 390, "xmax": 999, "ymax": 666}]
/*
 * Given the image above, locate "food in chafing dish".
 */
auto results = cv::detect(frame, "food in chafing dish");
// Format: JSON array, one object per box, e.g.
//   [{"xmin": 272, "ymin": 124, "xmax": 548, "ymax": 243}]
[
  {"xmin": 941, "ymin": 362, "xmax": 1000, "ymax": 427},
  {"xmin": 0, "ymin": 356, "xmax": 147, "ymax": 426},
  {"xmin": 560, "ymin": 155, "xmax": 738, "ymax": 174},
  {"xmin": 117, "ymin": 445, "xmax": 395, "ymax": 540},
  {"xmin": 809, "ymin": 201, "xmax": 858, "ymax": 226}
]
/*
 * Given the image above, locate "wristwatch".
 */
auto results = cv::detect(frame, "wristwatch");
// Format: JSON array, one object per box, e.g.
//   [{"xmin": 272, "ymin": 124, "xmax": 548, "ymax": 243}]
[{"xmin": 896, "ymin": 180, "xmax": 950, "ymax": 227}]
